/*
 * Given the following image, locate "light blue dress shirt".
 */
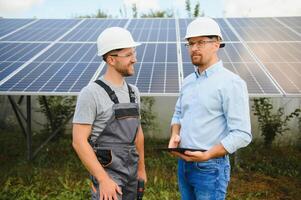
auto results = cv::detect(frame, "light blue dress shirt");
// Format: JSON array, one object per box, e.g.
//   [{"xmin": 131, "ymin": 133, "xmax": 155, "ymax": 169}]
[{"xmin": 171, "ymin": 61, "xmax": 252, "ymax": 154}]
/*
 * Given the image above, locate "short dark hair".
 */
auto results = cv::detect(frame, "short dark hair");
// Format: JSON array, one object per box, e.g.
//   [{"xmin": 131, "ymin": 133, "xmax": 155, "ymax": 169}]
[{"xmin": 102, "ymin": 48, "xmax": 124, "ymax": 62}]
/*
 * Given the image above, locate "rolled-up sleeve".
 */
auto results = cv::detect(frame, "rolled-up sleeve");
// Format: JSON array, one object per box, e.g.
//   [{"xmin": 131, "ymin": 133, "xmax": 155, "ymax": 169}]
[
  {"xmin": 171, "ymin": 95, "xmax": 182, "ymax": 125},
  {"xmin": 221, "ymin": 78, "xmax": 252, "ymax": 154}
]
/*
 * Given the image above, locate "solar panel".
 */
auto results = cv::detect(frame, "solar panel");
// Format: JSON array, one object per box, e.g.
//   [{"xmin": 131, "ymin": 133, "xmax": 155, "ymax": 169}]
[
  {"xmin": 277, "ymin": 16, "xmax": 301, "ymax": 27},
  {"xmin": 275, "ymin": 17, "xmax": 301, "ymax": 38},
  {"xmin": 227, "ymin": 17, "xmax": 301, "ymax": 41},
  {"xmin": 1, "ymin": 19, "xmax": 80, "ymax": 41},
  {"xmin": 0, "ymin": 17, "xmax": 300, "ymax": 96},
  {"xmin": 0, "ymin": 19, "xmax": 34, "ymax": 38},
  {"xmin": 61, "ymin": 19, "xmax": 128, "ymax": 41},
  {"xmin": 128, "ymin": 19, "xmax": 177, "ymax": 42},
  {"xmin": 0, "ymin": 42, "xmax": 49, "ymax": 82},
  {"xmin": 0, "ymin": 43, "xmax": 100, "ymax": 93},
  {"xmin": 248, "ymin": 42, "xmax": 301, "ymax": 95}
]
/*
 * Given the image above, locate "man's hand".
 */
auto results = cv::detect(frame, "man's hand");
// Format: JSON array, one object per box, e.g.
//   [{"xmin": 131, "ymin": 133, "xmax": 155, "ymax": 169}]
[
  {"xmin": 173, "ymin": 150, "xmax": 210, "ymax": 162},
  {"xmin": 168, "ymin": 134, "xmax": 181, "ymax": 148},
  {"xmin": 172, "ymin": 144, "xmax": 228, "ymax": 162},
  {"xmin": 99, "ymin": 177, "xmax": 122, "ymax": 200},
  {"xmin": 137, "ymin": 165, "xmax": 147, "ymax": 183}
]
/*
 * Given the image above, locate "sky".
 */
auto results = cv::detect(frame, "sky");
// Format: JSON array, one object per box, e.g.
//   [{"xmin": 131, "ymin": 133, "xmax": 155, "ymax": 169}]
[{"xmin": 0, "ymin": 0, "xmax": 300, "ymax": 19}]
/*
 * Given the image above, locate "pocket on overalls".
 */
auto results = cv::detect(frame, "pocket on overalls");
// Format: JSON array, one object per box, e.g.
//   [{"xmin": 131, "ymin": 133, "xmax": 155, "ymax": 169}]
[
  {"xmin": 95, "ymin": 149, "xmax": 113, "ymax": 167},
  {"xmin": 114, "ymin": 108, "xmax": 139, "ymax": 119}
]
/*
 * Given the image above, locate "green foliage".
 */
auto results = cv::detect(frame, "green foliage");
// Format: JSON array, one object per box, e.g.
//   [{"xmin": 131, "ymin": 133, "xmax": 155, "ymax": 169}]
[
  {"xmin": 238, "ymin": 140, "xmax": 301, "ymax": 178},
  {"xmin": 1, "ymin": 132, "xmax": 301, "ymax": 199},
  {"xmin": 38, "ymin": 96, "xmax": 76, "ymax": 137},
  {"xmin": 185, "ymin": 0, "xmax": 192, "ymax": 18},
  {"xmin": 130, "ymin": 3, "xmax": 173, "ymax": 18},
  {"xmin": 252, "ymin": 98, "xmax": 300, "ymax": 147},
  {"xmin": 140, "ymin": 97, "xmax": 158, "ymax": 134},
  {"xmin": 186, "ymin": 0, "xmax": 203, "ymax": 18},
  {"xmin": 141, "ymin": 10, "xmax": 173, "ymax": 18},
  {"xmin": 193, "ymin": 1, "xmax": 200, "ymax": 17},
  {"xmin": 77, "ymin": 9, "xmax": 109, "ymax": 18},
  {"xmin": 132, "ymin": 3, "xmax": 138, "ymax": 18},
  {"xmin": 193, "ymin": 1, "xmax": 204, "ymax": 17},
  {"xmin": 298, "ymin": 116, "xmax": 301, "ymax": 150}
]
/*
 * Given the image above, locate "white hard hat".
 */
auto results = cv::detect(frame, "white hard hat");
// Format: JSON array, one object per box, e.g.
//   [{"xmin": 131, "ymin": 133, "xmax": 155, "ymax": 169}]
[
  {"xmin": 97, "ymin": 27, "xmax": 141, "ymax": 56},
  {"xmin": 185, "ymin": 17, "xmax": 224, "ymax": 48}
]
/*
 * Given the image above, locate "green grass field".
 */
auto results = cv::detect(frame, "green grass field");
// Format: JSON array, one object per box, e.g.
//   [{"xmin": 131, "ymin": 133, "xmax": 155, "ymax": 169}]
[{"xmin": 1, "ymin": 131, "xmax": 301, "ymax": 200}]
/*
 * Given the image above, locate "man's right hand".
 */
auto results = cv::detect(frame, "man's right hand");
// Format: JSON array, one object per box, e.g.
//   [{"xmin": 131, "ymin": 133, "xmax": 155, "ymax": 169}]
[
  {"xmin": 99, "ymin": 177, "xmax": 122, "ymax": 200},
  {"xmin": 168, "ymin": 134, "xmax": 181, "ymax": 148}
]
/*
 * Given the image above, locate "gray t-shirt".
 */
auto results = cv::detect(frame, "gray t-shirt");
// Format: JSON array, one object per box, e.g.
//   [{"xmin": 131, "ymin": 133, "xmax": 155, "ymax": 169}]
[{"xmin": 73, "ymin": 77, "xmax": 140, "ymax": 139}]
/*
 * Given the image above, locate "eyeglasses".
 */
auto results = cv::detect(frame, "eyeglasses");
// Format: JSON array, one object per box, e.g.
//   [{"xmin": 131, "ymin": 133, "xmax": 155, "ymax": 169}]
[
  {"xmin": 184, "ymin": 40, "xmax": 217, "ymax": 49},
  {"xmin": 109, "ymin": 51, "xmax": 137, "ymax": 58}
]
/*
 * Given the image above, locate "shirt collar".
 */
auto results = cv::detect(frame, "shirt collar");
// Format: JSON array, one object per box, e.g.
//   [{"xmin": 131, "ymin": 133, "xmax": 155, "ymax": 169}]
[{"xmin": 195, "ymin": 60, "xmax": 223, "ymax": 78}]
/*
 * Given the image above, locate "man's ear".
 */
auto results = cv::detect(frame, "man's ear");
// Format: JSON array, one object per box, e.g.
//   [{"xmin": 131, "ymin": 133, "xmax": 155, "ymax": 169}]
[
  {"xmin": 215, "ymin": 41, "xmax": 220, "ymax": 49},
  {"xmin": 212, "ymin": 42, "xmax": 220, "ymax": 53},
  {"xmin": 106, "ymin": 55, "xmax": 115, "ymax": 65}
]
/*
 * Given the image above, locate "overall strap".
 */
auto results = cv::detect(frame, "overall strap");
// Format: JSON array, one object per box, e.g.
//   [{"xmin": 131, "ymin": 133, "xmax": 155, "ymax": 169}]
[
  {"xmin": 94, "ymin": 80, "xmax": 119, "ymax": 104},
  {"xmin": 127, "ymin": 84, "xmax": 136, "ymax": 103}
]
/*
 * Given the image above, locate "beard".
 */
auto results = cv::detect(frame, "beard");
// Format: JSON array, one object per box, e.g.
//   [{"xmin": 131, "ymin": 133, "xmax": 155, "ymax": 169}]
[
  {"xmin": 190, "ymin": 54, "xmax": 204, "ymax": 66},
  {"xmin": 115, "ymin": 63, "xmax": 135, "ymax": 77}
]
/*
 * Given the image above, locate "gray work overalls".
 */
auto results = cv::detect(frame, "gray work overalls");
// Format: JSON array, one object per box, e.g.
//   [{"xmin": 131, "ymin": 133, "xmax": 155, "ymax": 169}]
[{"xmin": 90, "ymin": 80, "xmax": 140, "ymax": 200}]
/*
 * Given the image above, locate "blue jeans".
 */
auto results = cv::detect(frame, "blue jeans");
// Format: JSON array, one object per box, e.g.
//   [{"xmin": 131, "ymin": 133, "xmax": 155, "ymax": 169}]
[{"xmin": 178, "ymin": 156, "xmax": 230, "ymax": 200}]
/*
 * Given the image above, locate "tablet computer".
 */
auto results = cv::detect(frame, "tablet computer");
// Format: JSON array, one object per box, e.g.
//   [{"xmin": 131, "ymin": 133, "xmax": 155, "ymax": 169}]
[{"xmin": 158, "ymin": 148, "xmax": 206, "ymax": 154}]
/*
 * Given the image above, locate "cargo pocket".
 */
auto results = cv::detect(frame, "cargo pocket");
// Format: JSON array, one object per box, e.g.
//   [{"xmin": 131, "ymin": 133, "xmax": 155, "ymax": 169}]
[{"xmin": 95, "ymin": 149, "xmax": 112, "ymax": 167}]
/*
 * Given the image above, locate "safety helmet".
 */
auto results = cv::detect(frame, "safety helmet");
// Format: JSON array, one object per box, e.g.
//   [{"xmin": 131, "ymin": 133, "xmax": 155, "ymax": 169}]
[
  {"xmin": 185, "ymin": 17, "xmax": 225, "ymax": 48},
  {"xmin": 97, "ymin": 27, "xmax": 141, "ymax": 56}
]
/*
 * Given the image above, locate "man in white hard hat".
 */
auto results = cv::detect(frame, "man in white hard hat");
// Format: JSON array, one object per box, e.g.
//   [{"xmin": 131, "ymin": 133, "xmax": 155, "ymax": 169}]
[
  {"xmin": 72, "ymin": 27, "xmax": 147, "ymax": 200},
  {"xmin": 168, "ymin": 17, "xmax": 252, "ymax": 199}
]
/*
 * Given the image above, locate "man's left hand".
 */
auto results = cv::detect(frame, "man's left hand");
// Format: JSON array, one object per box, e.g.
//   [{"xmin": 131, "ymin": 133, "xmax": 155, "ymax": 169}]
[
  {"xmin": 137, "ymin": 166, "xmax": 147, "ymax": 183},
  {"xmin": 172, "ymin": 150, "xmax": 210, "ymax": 162}
]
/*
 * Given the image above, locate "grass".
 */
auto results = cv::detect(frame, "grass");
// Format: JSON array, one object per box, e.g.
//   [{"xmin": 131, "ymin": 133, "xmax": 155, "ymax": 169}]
[{"xmin": 0, "ymin": 130, "xmax": 301, "ymax": 200}]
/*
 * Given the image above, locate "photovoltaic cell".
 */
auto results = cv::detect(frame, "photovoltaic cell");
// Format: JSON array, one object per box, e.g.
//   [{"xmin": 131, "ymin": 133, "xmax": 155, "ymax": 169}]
[
  {"xmin": 128, "ymin": 42, "xmax": 179, "ymax": 93},
  {"xmin": 227, "ymin": 17, "xmax": 300, "ymax": 41},
  {"xmin": 0, "ymin": 19, "xmax": 34, "ymax": 37},
  {"xmin": 34, "ymin": 43, "xmax": 99, "ymax": 63},
  {"xmin": 127, "ymin": 19, "xmax": 176, "ymax": 42},
  {"xmin": 0, "ymin": 42, "xmax": 49, "ymax": 81},
  {"xmin": 61, "ymin": 19, "xmax": 128, "ymax": 41},
  {"xmin": 1, "ymin": 19, "xmax": 80, "ymax": 41},
  {"xmin": 0, "ymin": 43, "xmax": 101, "ymax": 93},
  {"xmin": 276, "ymin": 17, "xmax": 301, "ymax": 38},
  {"xmin": 248, "ymin": 42, "xmax": 301, "ymax": 94}
]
